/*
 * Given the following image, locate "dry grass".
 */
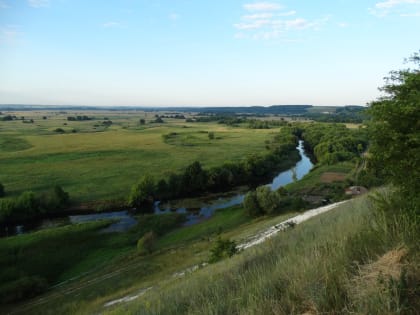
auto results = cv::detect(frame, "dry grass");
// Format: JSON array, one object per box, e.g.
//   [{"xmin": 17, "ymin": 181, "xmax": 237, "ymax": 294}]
[{"xmin": 348, "ymin": 246, "xmax": 409, "ymax": 313}]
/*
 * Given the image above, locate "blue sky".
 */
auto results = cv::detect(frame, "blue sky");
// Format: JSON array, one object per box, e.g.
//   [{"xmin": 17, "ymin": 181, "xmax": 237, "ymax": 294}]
[{"xmin": 0, "ymin": 0, "xmax": 419, "ymax": 106}]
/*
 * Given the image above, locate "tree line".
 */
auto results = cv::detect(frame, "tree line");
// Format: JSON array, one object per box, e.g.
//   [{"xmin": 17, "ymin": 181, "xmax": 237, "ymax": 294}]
[
  {"xmin": 128, "ymin": 127, "xmax": 301, "ymax": 212},
  {"xmin": 0, "ymin": 185, "xmax": 69, "ymax": 225}
]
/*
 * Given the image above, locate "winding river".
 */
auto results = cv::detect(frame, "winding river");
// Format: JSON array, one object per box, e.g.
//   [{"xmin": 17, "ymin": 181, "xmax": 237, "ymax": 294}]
[
  {"xmin": 154, "ymin": 140, "xmax": 313, "ymax": 225},
  {"xmin": 2, "ymin": 141, "xmax": 313, "ymax": 236}
]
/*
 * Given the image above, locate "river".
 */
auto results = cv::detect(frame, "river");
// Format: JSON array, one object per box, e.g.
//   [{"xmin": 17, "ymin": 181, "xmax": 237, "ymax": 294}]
[
  {"xmin": 154, "ymin": 140, "xmax": 313, "ymax": 225},
  {"xmin": 2, "ymin": 141, "xmax": 313, "ymax": 236}
]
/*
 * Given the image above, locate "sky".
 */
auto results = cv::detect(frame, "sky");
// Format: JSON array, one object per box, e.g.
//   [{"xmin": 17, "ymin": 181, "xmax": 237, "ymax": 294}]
[{"xmin": 0, "ymin": 0, "xmax": 419, "ymax": 107}]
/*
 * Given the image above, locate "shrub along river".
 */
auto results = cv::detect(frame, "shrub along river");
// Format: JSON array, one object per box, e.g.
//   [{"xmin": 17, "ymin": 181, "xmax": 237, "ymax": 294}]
[{"xmin": 2, "ymin": 141, "xmax": 313, "ymax": 236}]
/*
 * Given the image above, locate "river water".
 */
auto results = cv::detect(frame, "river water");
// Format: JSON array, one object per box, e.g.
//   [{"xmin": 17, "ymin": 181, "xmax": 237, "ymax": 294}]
[{"xmin": 2, "ymin": 141, "xmax": 313, "ymax": 236}]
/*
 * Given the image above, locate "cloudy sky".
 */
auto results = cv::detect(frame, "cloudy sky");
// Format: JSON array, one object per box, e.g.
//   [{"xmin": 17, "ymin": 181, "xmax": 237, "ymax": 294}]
[{"xmin": 0, "ymin": 0, "xmax": 419, "ymax": 106}]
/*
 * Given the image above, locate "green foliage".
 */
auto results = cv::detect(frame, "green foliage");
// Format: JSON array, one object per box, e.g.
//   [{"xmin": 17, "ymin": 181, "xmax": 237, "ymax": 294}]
[
  {"xmin": 306, "ymin": 106, "xmax": 367, "ymax": 123},
  {"xmin": 298, "ymin": 123, "xmax": 368, "ymax": 165},
  {"xmin": 208, "ymin": 131, "xmax": 215, "ymax": 139},
  {"xmin": 0, "ymin": 185, "xmax": 70, "ymax": 224},
  {"xmin": 209, "ymin": 237, "xmax": 238, "ymax": 263},
  {"xmin": 128, "ymin": 175, "xmax": 156, "ymax": 211},
  {"xmin": 368, "ymin": 52, "xmax": 420, "ymax": 205},
  {"xmin": 244, "ymin": 186, "xmax": 306, "ymax": 217},
  {"xmin": 137, "ymin": 231, "xmax": 157, "ymax": 254},
  {"xmin": 0, "ymin": 183, "xmax": 4, "ymax": 198},
  {"xmin": 243, "ymin": 190, "xmax": 263, "ymax": 216},
  {"xmin": 256, "ymin": 186, "xmax": 281, "ymax": 214}
]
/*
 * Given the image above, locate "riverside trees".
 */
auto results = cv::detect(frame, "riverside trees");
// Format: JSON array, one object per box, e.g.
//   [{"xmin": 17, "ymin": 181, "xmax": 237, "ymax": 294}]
[{"xmin": 127, "ymin": 128, "xmax": 301, "ymax": 212}]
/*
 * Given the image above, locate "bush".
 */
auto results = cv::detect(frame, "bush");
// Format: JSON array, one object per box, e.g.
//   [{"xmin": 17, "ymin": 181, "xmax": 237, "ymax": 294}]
[
  {"xmin": 0, "ymin": 183, "xmax": 4, "ymax": 198},
  {"xmin": 209, "ymin": 237, "xmax": 238, "ymax": 263},
  {"xmin": 137, "ymin": 231, "xmax": 157, "ymax": 254}
]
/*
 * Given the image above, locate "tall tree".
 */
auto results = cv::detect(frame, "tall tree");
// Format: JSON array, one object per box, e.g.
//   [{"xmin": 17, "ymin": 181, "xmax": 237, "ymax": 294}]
[
  {"xmin": 368, "ymin": 52, "xmax": 420, "ymax": 207},
  {"xmin": 128, "ymin": 175, "xmax": 156, "ymax": 210}
]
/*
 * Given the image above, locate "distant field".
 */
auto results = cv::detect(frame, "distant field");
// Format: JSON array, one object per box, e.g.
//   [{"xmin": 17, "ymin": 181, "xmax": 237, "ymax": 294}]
[{"xmin": 0, "ymin": 110, "xmax": 277, "ymax": 202}]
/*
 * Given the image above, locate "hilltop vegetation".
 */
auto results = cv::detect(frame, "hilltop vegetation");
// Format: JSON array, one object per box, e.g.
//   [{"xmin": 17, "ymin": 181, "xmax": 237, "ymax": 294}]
[
  {"xmin": 104, "ymin": 53, "xmax": 419, "ymax": 315},
  {"xmin": 0, "ymin": 54, "xmax": 418, "ymax": 314}
]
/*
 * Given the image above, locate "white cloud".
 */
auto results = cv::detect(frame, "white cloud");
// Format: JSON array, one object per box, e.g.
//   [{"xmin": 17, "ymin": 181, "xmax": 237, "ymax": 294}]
[
  {"xmin": 278, "ymin": 10, "xmax": 296, "ymax": 17},
  {"xmin": 375, "ymin": 0, "xmax": 420, "ymax": 9},
  {"xmin": 243, "ymin": 11, "xmax": 296, "ymax": 20},
  {"xmin": 338, "ymin": 22, "xmax": 349, "ymax": 28},
  {"xmin": 28, "ymin": 0, "xmax": 49, "ymax": 8},
  {"xmin": 244, "ymin": 2, "xmax": 282, "ymax": 11},
  {"xmin": 283, "ymin": 18, "xmax": 313, "ymax": 30},
  {"xmin": 234, "ymin": 19, "xmax": 271, "ymax": 30},
  {"xmin": 243, "ymin": 13, "xmax": 274, "ymax": 20},
  {"xmin": 370, "ymin": 0, "xmax": 420, "ymax": 16},
  {"xmin": 234, "ymin": 4, "xmax": 328, "ymax": 41}
]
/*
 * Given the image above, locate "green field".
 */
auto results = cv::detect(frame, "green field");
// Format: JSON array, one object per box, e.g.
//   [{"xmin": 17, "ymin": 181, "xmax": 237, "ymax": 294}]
[{"xmin": 0, "ymin": 110, "xmax": 277, "ymax": 202}]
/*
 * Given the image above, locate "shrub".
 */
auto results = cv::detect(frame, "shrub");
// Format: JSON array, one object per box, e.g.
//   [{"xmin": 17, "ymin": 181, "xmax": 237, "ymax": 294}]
[
  {"xmin": 137, "ymin": 231, "xmax": 157, "ymax": 254},
  {"xmin": 209, "ymin": 237, "xmax": 238, "ymax": 263}
]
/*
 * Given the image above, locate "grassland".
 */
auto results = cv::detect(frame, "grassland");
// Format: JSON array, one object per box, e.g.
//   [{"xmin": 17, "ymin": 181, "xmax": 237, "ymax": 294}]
[
  {"xmin": 1, "ymin": 110, "xmax": 386, "ymax": 314},
  {"xmin": 10, "ymin": 190, "xmax": 417, "ymax": 315},
  {"xmin": 0, "ymin": 110, "xmax": 277, "ymax": 203},
  {"xmin": 107, "ymin": 193, "xmax": 418, "ymax": 315},
  {"xmin": 5, "ymin": 205, "xmax": 297, "ymax": 314}
]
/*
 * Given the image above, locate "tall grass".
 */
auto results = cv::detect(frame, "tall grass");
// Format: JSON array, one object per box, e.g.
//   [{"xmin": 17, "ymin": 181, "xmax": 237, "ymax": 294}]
[{"xmin": 107, "ymin": 193, "xmax": 419, "ymax": 315}]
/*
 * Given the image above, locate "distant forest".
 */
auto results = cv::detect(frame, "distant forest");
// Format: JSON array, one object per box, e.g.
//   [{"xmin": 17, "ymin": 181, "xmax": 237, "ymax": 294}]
[{"xmin": 0, "ymin": 104, "xmax": 367, "ymax": 123}]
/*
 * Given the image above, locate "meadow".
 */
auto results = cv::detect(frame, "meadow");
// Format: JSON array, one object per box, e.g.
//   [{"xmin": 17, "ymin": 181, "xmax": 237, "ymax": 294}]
[
  {"xmin": 0, "ymin": 109, "xmax": 385, "ymax": 314},
  {"xmin": 0, "ymin": 110, "xmax": 277, "ymax": 203}
]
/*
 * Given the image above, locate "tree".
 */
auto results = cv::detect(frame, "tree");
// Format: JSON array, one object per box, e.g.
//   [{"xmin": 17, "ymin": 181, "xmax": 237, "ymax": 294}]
[
  {"xmin": 243, "ymin": 190, "xmax": 263, "ymax": 216},
  {"xmin": 139, "ymin": 118, "xmax": 146, "ymax": 125},
  {"xmin": 368, "ymin": 52, "xmax": 420, "ymax": 204},
  {"xmin": 0, "ymin": 183, "xmax": 4, "ymax": 198},
  {"xmin": 39, "ymin": 185, "xmax": 69, "ymax": 212},
  {"xmin": 181, "ymin": 161, "xmax": 208, "ymax": 195},
  {"xmin": 128, "ymin": 175, "xmax": 156, "ymax": 211},
  {"xmin": 256, "ymin": 186, "xmax": 281, "ymax": 214},
  {"xmin": 208, "ymin": 132, "xmax": 215, "ymax": 140},
  {"xmin": 209, "ymin": 237, "xmax": 238, "ymax": 263}
]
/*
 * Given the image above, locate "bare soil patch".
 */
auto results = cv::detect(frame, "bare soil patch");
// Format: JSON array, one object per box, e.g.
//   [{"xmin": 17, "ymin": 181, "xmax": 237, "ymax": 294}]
[{"xmin": 320, "ymin": 172, "xmax": 347, "ymax": 183}]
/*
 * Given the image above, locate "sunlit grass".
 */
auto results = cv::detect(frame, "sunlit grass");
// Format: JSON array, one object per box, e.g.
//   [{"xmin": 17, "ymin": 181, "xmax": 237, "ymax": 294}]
[{"xmin": 0, "ymin": 111, "xmax": 276, "ymax": 201}]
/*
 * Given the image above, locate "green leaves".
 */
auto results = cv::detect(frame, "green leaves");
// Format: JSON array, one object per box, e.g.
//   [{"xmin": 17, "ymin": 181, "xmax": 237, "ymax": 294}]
[{"xmin": 368, "ymin": 52, "xmax": 420, "ymax": 199}]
